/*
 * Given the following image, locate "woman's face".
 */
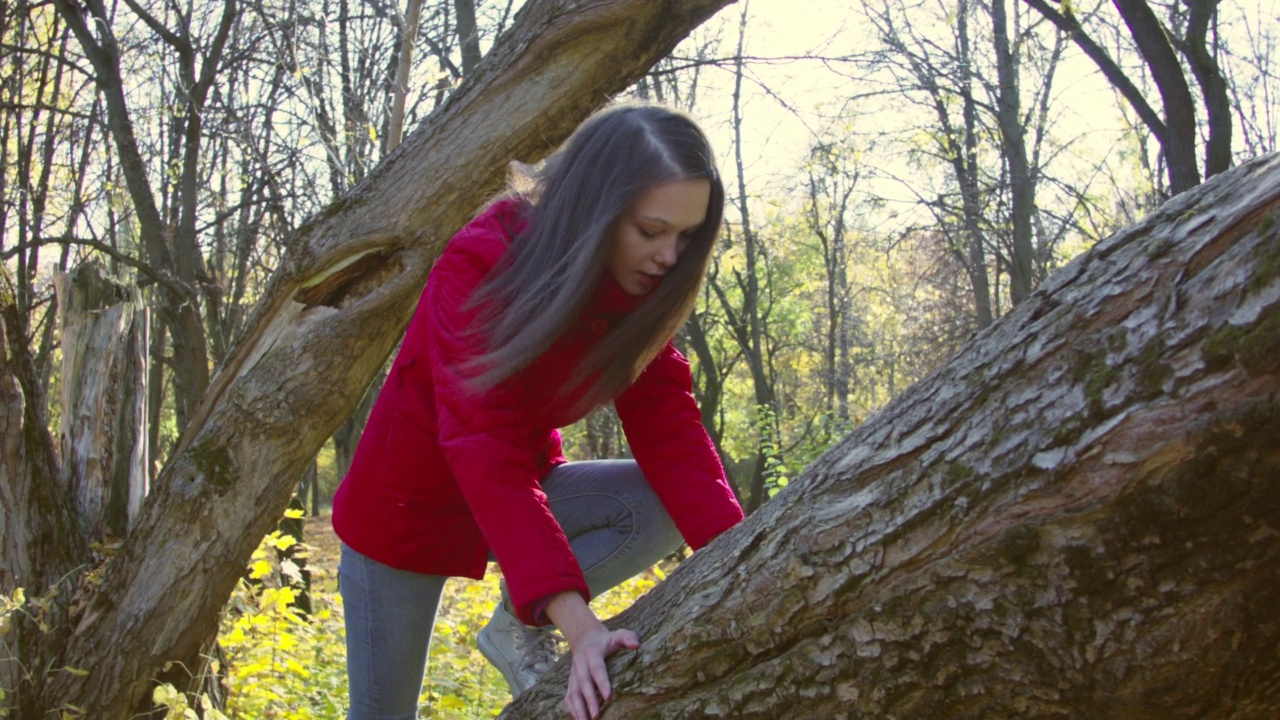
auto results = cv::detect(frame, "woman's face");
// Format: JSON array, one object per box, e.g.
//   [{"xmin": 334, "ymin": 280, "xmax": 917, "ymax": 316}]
[{"xmin": 606, "ymin": 178, "xmax": 711, "ymax": 296}]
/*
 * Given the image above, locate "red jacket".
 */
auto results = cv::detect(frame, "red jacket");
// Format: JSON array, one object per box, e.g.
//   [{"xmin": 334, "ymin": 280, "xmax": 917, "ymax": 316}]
[{"xmin": 332, "ymin": 199, "xmax": 743, "ymax": 625}]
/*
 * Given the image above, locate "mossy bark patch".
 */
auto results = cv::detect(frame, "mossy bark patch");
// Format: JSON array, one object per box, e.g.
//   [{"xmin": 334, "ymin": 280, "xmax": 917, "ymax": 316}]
[
  {"xmin": 189, "ymin": 437, "xmax": 236, "ymax": 495},
  {"xmin": 1202, "ymin": 307, "xmax": 1280, "ymax": 375},
  {"xmin": 997, "ymin": 525, "xmax": 1042, "ymax": 570},
  {"xmin": 1249, "ymin": 212, "xmax": 1280, "ymax": 293},
  {"xmin": 1072, "ymin": 347, "xmax": 1122, "ymax": 419},
  {"xmin": 1135, "ymin": 336, "xmax": 1173, "ymax": 399}
]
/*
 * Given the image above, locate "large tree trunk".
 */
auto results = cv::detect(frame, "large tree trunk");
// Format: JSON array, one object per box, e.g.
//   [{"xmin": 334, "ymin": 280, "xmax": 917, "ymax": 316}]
[
  {"xmin": 21, "ymin": 0, "xmax": 735, "ymax": 716},
  {"xmin": 504, "ymin": 153, "xmax": 1280, "ymax": 718}
]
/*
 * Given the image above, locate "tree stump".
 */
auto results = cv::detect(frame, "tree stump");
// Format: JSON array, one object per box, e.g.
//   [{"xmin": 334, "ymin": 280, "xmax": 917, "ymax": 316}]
[{"xmin": 55, "ymin": 260, "xmax": 149, "ymax": 540}]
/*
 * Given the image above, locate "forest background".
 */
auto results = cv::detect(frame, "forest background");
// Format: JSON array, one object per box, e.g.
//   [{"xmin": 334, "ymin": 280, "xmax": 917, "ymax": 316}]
[{"xmin": 1, "ymin": 0, "xmax": 1277, "ymax": 716}]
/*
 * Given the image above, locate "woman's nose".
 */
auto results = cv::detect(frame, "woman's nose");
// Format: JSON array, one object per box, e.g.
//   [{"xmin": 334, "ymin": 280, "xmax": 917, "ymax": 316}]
[{"xmin": 655, "ymin": 236, "xmax": 678, "ymax": 268}]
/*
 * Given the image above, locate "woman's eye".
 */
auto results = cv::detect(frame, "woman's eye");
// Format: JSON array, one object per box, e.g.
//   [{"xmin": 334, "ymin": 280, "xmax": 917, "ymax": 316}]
[{"xmin": 639, "ymin": 226, "xmax": 661, "ymax": 239}]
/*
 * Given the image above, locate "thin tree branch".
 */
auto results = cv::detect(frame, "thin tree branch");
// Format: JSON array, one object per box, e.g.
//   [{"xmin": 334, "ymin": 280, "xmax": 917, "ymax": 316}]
[{"xmin": 1, "ymin": 236, "xmax": 188, "ymax": 297}]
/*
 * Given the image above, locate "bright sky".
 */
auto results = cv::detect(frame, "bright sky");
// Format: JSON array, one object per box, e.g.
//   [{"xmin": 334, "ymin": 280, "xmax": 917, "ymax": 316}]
[
  {"xmin": 674, "ymin": 1, "xmax": 867, "ymax": 198},
  {"xmin": 677, "ymin": 0, "xmax": 1220, "ymax": 235}
]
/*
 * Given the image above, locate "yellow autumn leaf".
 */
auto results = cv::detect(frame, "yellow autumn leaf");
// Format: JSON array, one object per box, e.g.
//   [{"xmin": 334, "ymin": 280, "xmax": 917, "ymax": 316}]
[
  {"xmin": 439, "ymin": 694, "xmax": 468, "ymax": 711},
  {"xmin": 249, "ymin": 560, "xmax": 272, "ymax": 579}
]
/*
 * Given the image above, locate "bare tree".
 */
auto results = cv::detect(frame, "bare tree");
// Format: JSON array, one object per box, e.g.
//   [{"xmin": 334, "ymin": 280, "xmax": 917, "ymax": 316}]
[
  {"xmin": 991, "ymin": 0, "xmax": 1036, "ymax": 303},
  {"xmin": 1223, "ymin": 3, "xmax": 1277, "ymax": 158},
  {"xmin": 0, "ymin": 3, "xmax": 100, "ymax": 388},
  {"xmin": 455, "ymin": 0, "xmax": 483, "ymax": 75},
  {"xmin": 707, "ymin": 1, "xmax": 783, "ymax": 513},
  {"xmin": 802, "ymin": 140, "xmax": 856, "ymax": 425},
  {"xmin": 863, "ymin": 0, "xmax": 996, "ymax": 327},
  {"xmin": 858, "ymin": 0, "xmax": 1075, "ymax": 328},
  {"xmin": 49, "ymin": 0, "xmax": 236, "ymax": 432},
  {"xmin": 388, "ymin": 0, "xmax": 428, "ymax": 151},
  {"xmin": 1170, "ymin": 0, "xmax": 1233, "ymax": 178}
]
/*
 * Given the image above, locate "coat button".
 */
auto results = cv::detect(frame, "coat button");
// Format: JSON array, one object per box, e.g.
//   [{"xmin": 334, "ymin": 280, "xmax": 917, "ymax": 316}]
[{"xmin": 589, "ymin": 319, "xmax": 608, "ymax": 335}]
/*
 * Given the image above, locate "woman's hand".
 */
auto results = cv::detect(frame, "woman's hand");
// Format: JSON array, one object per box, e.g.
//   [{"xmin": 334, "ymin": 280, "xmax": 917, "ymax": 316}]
[
  {"xmin": 544, "ymin": 591, "xmax": 639, "ymax": 720},
  {"xmin": 564, "ymin": 624, "xmax": 639, "ymax": 719}
]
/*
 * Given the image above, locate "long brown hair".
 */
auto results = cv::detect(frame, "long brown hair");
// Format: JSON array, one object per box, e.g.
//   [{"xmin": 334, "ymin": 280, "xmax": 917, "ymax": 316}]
[{"xmin": 466, "ymin": 103, "xmax": 724, "ymax": 408}]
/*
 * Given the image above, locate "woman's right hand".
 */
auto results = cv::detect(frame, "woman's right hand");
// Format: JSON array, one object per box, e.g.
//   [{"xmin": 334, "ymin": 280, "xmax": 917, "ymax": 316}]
[{"xmin": 544, "ymin": 591, "xmax": 639, "ymax": 720}]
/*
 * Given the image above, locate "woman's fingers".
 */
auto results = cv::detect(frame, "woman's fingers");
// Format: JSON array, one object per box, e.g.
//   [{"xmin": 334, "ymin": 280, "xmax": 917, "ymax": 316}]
[
  {"xmin": 564, "ymin": 690, "xmax": 585, "ymax": 720},
  {"xmin": 564, "ymin": 670, "xmax": 591, "ymax": 720},
  {"xmin": 578, "ymin": 644, "xmax": 607, "ymax": 718},
  {"xmin": 561, "ymin": 627, "xmax": 640, "ymax": 719},
  {"xmin": 586, "ymin": 646, "xmax": 611, "ymax": 707}
]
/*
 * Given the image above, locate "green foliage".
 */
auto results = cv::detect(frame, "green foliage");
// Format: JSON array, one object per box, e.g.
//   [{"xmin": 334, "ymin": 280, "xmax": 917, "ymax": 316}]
[
  {"xmin": 756, "ymin": 405, "xmax": 790, "ymax": 499},
  {"xmin": 152, "ymin": 684, "xmax": 229, "ymax": 720},
  {"xmin": 216, "ymin": 526, "xmax": 347, "ymax": 719}
]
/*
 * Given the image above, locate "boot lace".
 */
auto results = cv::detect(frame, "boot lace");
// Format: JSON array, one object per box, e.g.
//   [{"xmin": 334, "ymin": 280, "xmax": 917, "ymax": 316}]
[{"xmin": 517, "ymin": 626, "xmax": 562, "ymax": 675}]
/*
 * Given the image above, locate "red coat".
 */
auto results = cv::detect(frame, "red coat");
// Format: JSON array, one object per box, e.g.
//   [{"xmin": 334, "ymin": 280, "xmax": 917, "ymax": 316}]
[{"xmin": 332, "ymin": 198, "xmax": 743, "ymax": 625}]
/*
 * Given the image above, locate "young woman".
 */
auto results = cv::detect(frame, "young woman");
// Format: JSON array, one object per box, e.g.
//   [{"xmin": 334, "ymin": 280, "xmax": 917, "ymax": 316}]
[{"xmin": 332, "ymin": 104, "xmax": 744, "ymax": 720}]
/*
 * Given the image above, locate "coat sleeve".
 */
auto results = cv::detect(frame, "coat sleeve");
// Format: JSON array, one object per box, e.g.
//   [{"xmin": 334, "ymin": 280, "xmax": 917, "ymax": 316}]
[
  {"xmin": 614, "ymin": 343, "xmax": 744, "ymax": 550},
  {"xmin": 426, "ymin": 215, "xmax": 589, "ymax": 626}
]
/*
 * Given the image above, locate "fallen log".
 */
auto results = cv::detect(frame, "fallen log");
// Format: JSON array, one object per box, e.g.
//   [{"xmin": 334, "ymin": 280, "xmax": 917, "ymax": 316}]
[{"xmin": 507, "ymin": 153, "xmax": 1280, "ymax": 718}]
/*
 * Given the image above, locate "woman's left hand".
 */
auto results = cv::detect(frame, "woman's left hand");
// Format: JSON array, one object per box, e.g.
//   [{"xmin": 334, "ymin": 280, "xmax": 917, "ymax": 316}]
[{"xmin": 564, "ymin": 624, "xmax": 639, "ymax": 720}]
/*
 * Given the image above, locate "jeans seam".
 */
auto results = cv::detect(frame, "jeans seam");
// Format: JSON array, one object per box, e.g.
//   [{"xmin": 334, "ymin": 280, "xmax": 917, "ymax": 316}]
[{"xmin": 549, "ymin": 490, "xmax": 641, "ymax": 590}]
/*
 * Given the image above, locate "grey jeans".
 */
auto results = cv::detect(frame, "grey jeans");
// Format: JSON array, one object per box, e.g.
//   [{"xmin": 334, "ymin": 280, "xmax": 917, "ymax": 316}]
[{"xmin": 339, "ymin": 459, "xmax": 682, "ymax": 720}]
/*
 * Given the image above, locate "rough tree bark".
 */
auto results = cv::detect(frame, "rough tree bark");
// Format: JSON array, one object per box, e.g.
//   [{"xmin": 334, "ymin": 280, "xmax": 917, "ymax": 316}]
[
  {"xmin": 504, "ymin": 153, "xmax": 1280, "ymax": 718},
  {"xmin": 7, "ymin": 0, "xmax": 736, "ymax": 716}
]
